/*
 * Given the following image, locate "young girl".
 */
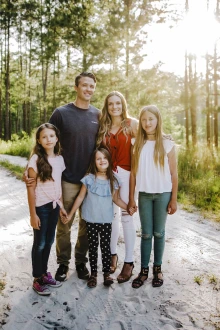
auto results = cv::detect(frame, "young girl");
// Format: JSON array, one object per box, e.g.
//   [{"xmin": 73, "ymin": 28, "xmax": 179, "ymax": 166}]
[
  {"xmin": 27, "ymin": 123, "xmax": 67, "ymax": 295},
  {"xmin": 128, "ymin": 105, "xmax": 178, "ymax": 289},
  {"xmin": 61, "ymin": 148, "xmax": 134, "ymax": 288},
  {"xmin": 97, "ymin": 91, "xmax": 138, "ymax": 283}
]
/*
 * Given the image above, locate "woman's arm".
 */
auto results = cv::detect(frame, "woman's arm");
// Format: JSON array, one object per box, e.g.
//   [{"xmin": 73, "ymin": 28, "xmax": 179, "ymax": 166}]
[
  {"xmin": 127, "ymin": 170, "xmax": 137, "ymax": 212},
  {"xmin": 26, "ymin": 168, "xmax": 40, "ymax": 229},
  {"xmin": 61, "ymin": 184, "xmax": 87, "ymax": 224},
  {"xmin": 130, "ymin": 118, "xmax": 138, "ymax": 138},
  {"xmin": 167, "ymin": 146, "xmax": 178, "ymax": 215}
]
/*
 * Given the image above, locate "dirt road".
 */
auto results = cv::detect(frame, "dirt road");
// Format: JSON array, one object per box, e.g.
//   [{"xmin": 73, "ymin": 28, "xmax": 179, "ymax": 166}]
[{"xmin": 0, "ymin": 163, "xmax": 219, "ymax": 330}]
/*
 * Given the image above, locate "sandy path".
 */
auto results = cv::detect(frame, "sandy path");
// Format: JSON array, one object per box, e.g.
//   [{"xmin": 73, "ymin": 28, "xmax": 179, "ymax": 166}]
[{"xmin": 0, "ymin": 159, "xmax": 220, "ymax": 330}]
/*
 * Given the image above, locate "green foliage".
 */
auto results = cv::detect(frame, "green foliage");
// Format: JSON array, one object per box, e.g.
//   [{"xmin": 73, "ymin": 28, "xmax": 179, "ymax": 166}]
[
  {"xmin": 194, "ymin": 275, "xmax": 202, "ymax": 285},
  {"xmin": 178, "ymin": 146, "xmax": 220, "ymax": 216},
  {"xmin": 0, "ymin": 160, "xmax": 25, "ymax": 180},
  {"xmin": 0, "ymin": 132, "xmax": 34, "ymax": 158}
]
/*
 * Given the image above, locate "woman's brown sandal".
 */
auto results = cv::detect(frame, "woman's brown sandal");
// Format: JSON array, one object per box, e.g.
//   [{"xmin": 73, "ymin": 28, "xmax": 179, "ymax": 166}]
[
  {"xmin": 103, "ymin": 272, "xmax": 114, "ymax": 286},
  {"xmin": 117, "ymin": 262, "xmax": 134, "ymax": 283},
  {"xmin": 132, "ymin": 267, "xmax": 149, "ymax": 289},
  {"xmin": 87, "ymin": 272, "xmax": 97, "ymax": 288},
  {"xmin": 152, "ymin": 265, "xmax": 163, "ymax": 287},
  {"xmin": 110, "ymin": 254, "xmax": 118, "ymax": 274}
]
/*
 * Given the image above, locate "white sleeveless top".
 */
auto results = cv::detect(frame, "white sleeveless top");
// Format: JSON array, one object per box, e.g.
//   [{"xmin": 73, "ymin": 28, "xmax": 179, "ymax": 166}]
[{"xmin": 136, "ymin": 138, "xmax": 174, "ymax": 194}]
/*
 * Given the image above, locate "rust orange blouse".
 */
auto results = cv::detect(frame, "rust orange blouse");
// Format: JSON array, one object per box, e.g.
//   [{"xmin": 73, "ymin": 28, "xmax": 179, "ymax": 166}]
[{"xmin": 102, "ymin": 122, "xmax": 132, "ymax": 172}]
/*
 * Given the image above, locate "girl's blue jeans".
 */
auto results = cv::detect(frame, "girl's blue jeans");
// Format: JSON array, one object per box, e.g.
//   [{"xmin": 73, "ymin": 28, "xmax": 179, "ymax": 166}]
[
  {"xmin": 32, "ymin": 202, "xmax": 59, "ymax": 278},
  {"xmin": 138, "ymin": 192, "xmax": 171, "ymax": 268}
]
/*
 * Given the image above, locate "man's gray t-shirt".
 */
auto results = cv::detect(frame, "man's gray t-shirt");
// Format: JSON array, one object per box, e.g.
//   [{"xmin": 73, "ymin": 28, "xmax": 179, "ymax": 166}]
[{"xmin": 49, "ymin": 102, "xmax": 100, "ymax": 184}]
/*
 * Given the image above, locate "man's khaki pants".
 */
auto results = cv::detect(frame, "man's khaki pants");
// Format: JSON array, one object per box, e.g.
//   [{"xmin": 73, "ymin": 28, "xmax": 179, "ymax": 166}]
[{"xmin": 56, "ymin": 180, "xmax": 89, "ymax": 266}]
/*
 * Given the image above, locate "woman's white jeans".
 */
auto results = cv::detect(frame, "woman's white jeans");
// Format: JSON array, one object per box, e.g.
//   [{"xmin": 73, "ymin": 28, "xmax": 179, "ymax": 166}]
[{"xmin": 111, "ymin": 166, "xmax": 136, "ymax": 262}]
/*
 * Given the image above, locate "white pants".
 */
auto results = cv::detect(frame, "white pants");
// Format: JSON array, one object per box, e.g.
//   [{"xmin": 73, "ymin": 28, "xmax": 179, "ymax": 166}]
[{"xmin": 111, "ymin": 166, "xmax": 136, "ymax": 262}]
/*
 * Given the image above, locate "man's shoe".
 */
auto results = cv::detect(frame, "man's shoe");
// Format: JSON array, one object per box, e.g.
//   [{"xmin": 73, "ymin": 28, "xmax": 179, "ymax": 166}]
[
  {"xmin": 55, "ymin": 264, "xmax": 69, "ymax": 282},
  {"xmin": 76, "ymin": 263, "xmax": 89, "ymax": 280}
]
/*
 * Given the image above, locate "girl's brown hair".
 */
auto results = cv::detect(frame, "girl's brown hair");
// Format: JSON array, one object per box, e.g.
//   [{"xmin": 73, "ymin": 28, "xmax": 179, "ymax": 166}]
[
  {"xmin": 87, "ymin": 147, "xmax": 118, "ymax": 194},
  {"xmin": 31, "ymin": 123, "xmax": 61, "ymax": 182}
]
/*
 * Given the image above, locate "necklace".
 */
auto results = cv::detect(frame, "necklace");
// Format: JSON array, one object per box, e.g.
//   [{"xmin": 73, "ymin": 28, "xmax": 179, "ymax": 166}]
[
  {"xmin": 97, "ymin": 171, "xmax": 107, "ymax": 175},
  {"xmin": 147, "ymin": 133, "xmax": 156, "ymax": 135}
]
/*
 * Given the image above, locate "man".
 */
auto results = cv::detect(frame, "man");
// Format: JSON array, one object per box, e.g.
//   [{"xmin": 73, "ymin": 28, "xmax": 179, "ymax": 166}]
[{"xmin": 49, "ymin": 72, "xmax": 100, "ymax": 281}]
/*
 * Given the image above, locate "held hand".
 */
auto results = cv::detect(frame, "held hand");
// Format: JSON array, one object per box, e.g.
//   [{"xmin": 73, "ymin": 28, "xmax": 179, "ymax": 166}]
[
  {"xmin": 60, "ymin": 207, "xmax": 68, "ymax": 219},
  {"xmin": 60, "ymin": 209, "xmax": 70, "ymax": 224},
  {"xmin": 128, "ymin": 206, "xmax": 137, "ymax": 216},
  {"xmin": 127, "ymin": 199, "xmax": 137, "ymax": 214},
  {"xmin": 30, "ymin": 215, "xmax": 41, "ymax": 230},
  {"xmin": 23, "ymin": 171, "xmax": 36, "ymax": 187},
  {"xmin": 167, "ymin": 200, "xmax": 177, "ymax": 215}
]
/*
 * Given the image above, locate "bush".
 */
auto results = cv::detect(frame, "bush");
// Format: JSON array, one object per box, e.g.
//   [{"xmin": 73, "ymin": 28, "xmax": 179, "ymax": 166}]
[
  {"xmin": 0, "ymin": 131, "xmax": 34, "ymax": 158},
  {"xmin": 178, "ymin": 145, "xmax": 220, "ymax": 215}
]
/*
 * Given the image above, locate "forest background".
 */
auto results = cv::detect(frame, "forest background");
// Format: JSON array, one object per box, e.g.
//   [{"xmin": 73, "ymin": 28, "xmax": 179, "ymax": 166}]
[{"xmin": 0, "ymin": 0, "xmax": 220, "ymax": 218}]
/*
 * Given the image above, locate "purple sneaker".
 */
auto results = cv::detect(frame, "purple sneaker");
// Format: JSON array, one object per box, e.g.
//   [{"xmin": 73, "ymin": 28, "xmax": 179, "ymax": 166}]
[
  {"xmin": 33, "ymin": 279, "xmax": 51, "ymax": 296},
  {"xmin": 42, "ymin": 272, "xmax": 62, "ymax": 287}
]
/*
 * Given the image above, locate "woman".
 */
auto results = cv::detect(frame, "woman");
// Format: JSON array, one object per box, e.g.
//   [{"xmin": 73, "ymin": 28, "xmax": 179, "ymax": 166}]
[{"xmin": 97, "ymin": 91, "xmax": 138, "ymax": 283}]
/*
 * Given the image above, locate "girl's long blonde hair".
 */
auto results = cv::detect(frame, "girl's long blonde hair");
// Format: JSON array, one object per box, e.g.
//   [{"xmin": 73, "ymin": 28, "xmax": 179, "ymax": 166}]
[
  {"xmin": 133, "ymin": 105, "xmax": 171, "ymax": 174},
  {"xmin": 96, "ymin": 91, "xmax": 132, "ymax": 147}
]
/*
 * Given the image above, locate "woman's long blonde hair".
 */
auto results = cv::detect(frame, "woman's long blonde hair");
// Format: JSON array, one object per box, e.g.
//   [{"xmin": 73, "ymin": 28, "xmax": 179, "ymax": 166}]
[
  {"xmin": 96, "ymin": 91, "xmax": 132, "ymax": 147},
  {"xmin": 133, "ymin": 105, "xmax": 171, "ymax": 174}
]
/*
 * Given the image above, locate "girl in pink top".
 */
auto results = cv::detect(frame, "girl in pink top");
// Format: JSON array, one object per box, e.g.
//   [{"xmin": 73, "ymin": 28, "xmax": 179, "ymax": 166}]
[{"xmin": 27, "ymin": 123, "xmax": 67, "ymax": 296}]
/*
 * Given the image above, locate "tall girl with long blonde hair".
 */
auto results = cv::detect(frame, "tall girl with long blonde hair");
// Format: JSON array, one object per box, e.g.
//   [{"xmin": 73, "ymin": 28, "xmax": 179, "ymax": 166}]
[
  {"xmin": 128, "ymin": 105, "xmax": 178, "ymax": 289},
  {"xmin": 97, "ymin": 91, "xmax": 138, "ymax": 283}
]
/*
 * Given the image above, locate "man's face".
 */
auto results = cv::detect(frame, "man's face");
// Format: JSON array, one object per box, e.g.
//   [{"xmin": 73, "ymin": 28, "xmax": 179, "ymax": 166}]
[{"xmin": 74, "ymin": 76, "xmax": 96, "ymax": 102}]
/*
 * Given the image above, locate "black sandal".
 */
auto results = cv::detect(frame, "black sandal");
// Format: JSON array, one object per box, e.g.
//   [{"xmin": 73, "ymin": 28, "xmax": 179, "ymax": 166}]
[
  {"xmin": 87, "ymin": 272, "xmax": 97, "ymax": 288},
  {"xmin": 132, "ymin": 267, "xmax": 149, "ymax": 289},
  {"xmin": 152, "ymin": 265, "xmax": 163, "ymax": 287},
  {"xmin": 103, "ymin": 272, "xmax": 114, "ymax": 286}
]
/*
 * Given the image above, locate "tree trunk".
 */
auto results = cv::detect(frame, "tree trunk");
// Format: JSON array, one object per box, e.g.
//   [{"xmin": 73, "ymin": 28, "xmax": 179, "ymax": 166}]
[
  {"xmin": 5, "ymin": 21, "xmax": 10, "ymax": 141},
  {"xmin": 184, "ymin": 51, "xmax": 189, "ymax": 147},
  {"xmin": 124, "ymin": 0, "xmax": 132, "ymax": 101},
  {"xmin": 206, "ymin": 53, "xmax": 211, "ymax": 147},
  {"xmin": 213, "ymin": 43, "xmax": 218, "ymax": 148},
  {"xmin": 189, "ymin": 55, "xmax": 197, "ymax": 146}
]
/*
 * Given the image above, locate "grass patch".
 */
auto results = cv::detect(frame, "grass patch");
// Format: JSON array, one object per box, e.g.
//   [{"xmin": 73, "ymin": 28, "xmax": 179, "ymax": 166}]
[
  {"xmin": 194, "ymin": 275, "xmax": 203, "ymax": 285},
  {"xmin": 0, "ymin": 279, "xmax": 6, "ymax": 293},
  {"xmin": 0, "ymin": 160, "xmax": 25, "ymax": 180}
]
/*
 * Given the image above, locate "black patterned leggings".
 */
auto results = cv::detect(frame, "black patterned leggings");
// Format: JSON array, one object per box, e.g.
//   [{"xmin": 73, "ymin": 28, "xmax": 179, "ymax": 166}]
[{"xmin": 86, "ymin": 222, "xmax": 112, "ymax": 273}]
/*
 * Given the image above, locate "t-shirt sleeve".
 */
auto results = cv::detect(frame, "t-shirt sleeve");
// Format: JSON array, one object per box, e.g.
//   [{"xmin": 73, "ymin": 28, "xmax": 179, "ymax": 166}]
[
  {"xmin": 60, "ymin": 156, "xmax": 66, "ymax": 172},
  {"xmin": 27, "ymin": 154, "xmax": 38, "ymax": 173},
  {"xmin": 80, "ymin": 174, "xmax": 90, "ymax": 188},
  {"xmin": 164, "ymin": 139, "xmax": 175, "ymax": 154},
  {"xmin": 49, "ymin": 109, "xmax": 62, "ymax": 129}
]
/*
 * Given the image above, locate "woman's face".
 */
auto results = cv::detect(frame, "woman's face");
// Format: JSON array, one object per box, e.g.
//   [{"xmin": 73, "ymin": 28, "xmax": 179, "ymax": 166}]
[
  {"xmin": 107, "ymin": 95, "xmax": 123, "ymax": 118},
  {"xmin": 141, "ymin": 111, "xmax": 158, "ymax": 135}
]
